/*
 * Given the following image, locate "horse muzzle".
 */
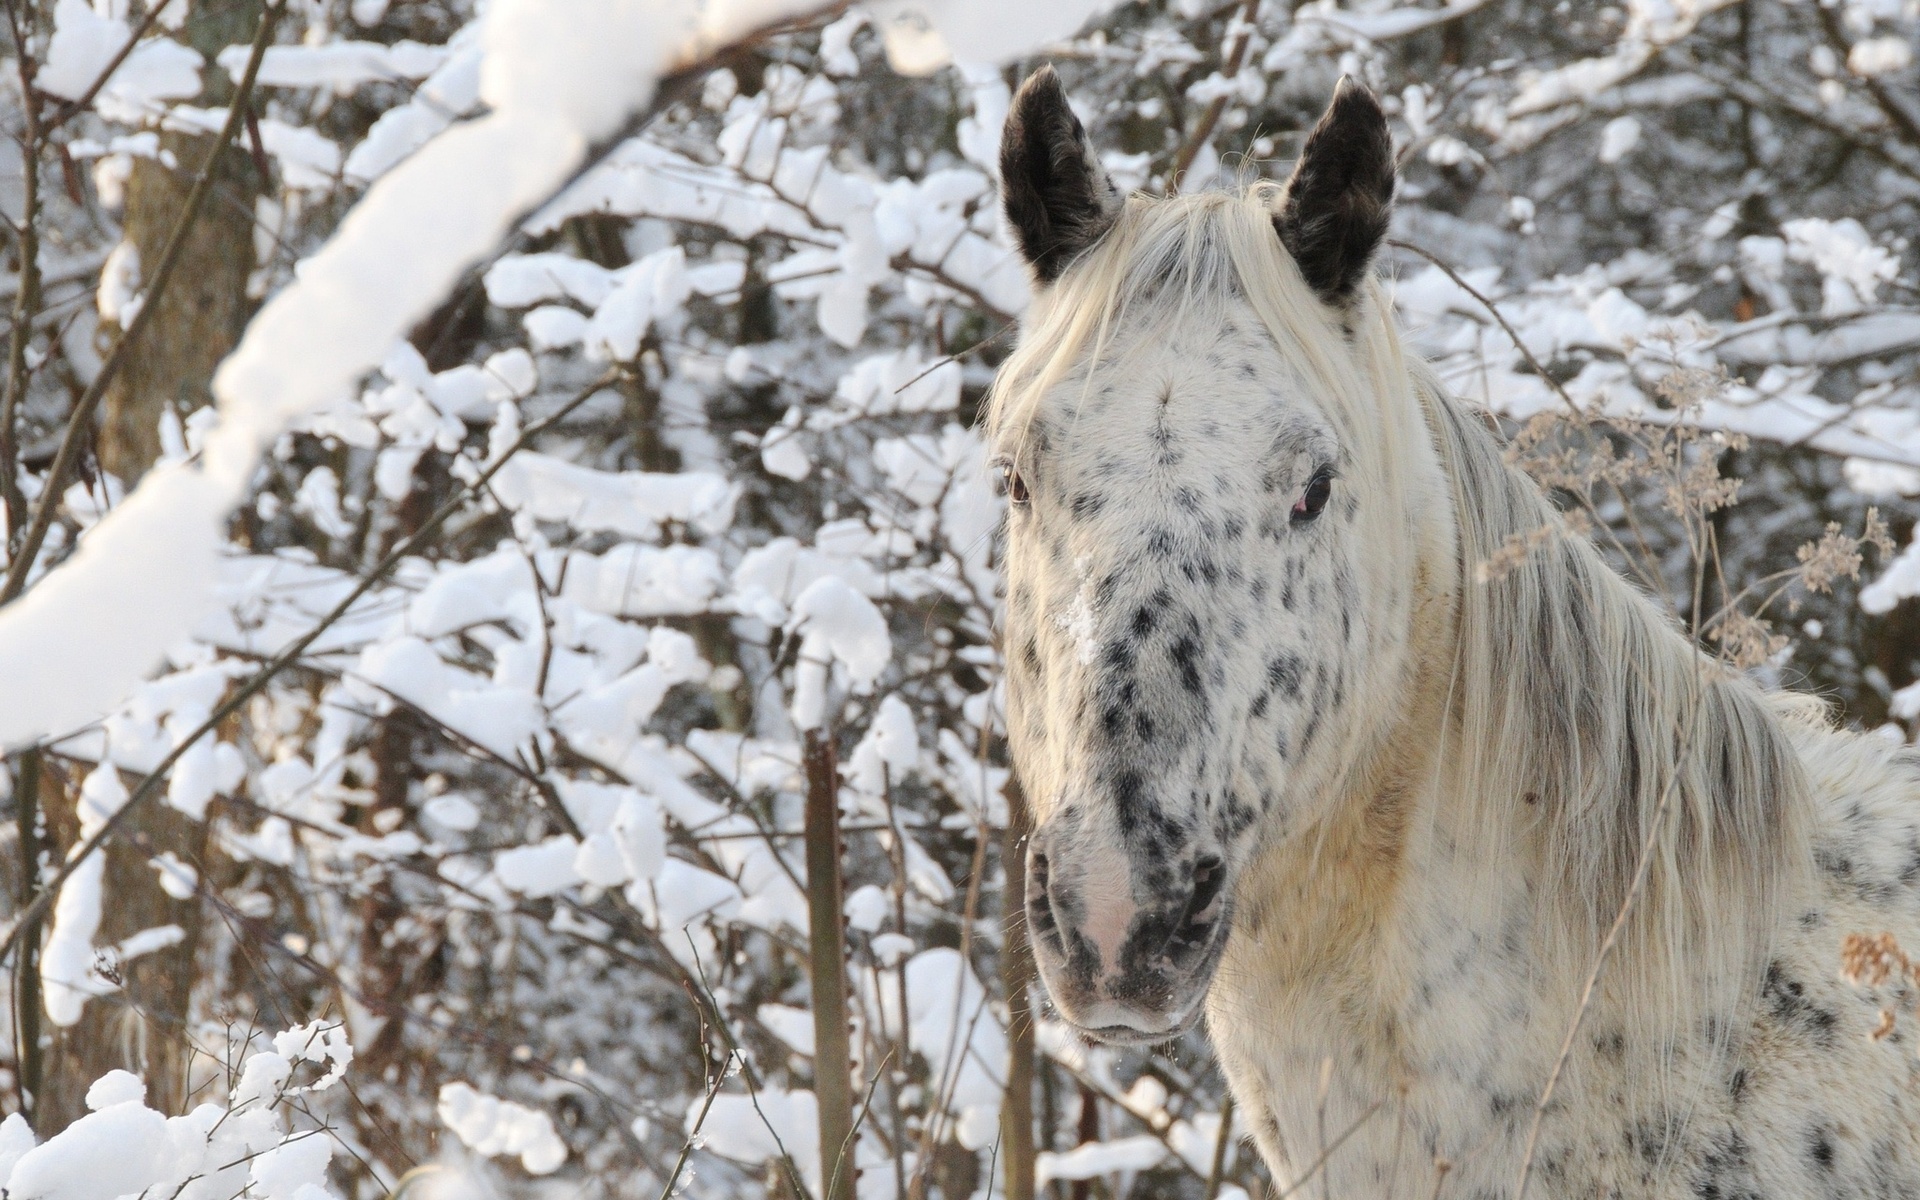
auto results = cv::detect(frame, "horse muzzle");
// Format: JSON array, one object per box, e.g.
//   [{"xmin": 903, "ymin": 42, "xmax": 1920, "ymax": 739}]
[{"xmin": 1024, "ymin": 831, "xmax": 1232, "ymax": 1044}]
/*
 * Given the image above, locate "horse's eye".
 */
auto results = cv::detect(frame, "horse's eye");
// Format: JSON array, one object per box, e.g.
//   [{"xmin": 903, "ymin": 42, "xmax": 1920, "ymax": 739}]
[
  {"xmin": 1292, "ymin": 468, "xmax": 1333, "ymax": 524},
  {"xmin": 996, "ymin": 460, "xmax": 1030, "ymax": 506}
]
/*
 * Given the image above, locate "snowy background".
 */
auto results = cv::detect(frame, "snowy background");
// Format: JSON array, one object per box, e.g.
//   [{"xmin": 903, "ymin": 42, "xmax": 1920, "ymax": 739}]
[{"xmin": 0, "ymin": 0, "xmax": 1914, "ymax": 1196}]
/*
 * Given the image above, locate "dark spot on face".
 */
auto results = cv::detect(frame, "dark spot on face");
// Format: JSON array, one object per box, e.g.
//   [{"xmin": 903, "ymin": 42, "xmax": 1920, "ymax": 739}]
[
  {"xmin": 1132, "ymin": 604, "xmax": 1157, "ymax": 638},
  {"xmin": 1267, "ymin": 653, "xmax": 1304, "ymax": 699},
  {"xmin": 1071, "ymin": 492, "xmax": 1106, "ymax": 521},
  {"xmin": 1112, "ymin": 770, "xmax": 1146, "ymax": 827},
  {"xmin": 1171, "ymin": 636, "xmax": 1204, "ymax": 695}
]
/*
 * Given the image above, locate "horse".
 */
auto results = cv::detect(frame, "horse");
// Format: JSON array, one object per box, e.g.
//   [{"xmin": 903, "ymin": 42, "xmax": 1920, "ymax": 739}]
[{"xmin": 990, "ymin": 66, "xmax": 1920, "ymax": 1199}]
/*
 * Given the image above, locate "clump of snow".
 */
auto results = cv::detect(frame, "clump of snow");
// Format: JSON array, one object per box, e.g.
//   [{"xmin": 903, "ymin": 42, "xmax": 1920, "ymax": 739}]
[
  {"xmin": 216, "ymin": 40, "xmax": 447, "ymax": 90},
  {"xmin": 694, "ymin": 1086, "xmax": 821, "ymax": 1197},
  {"xmin": 789, "ymin": 576, "xmax": 891, "ymax": 730},
  {"xmin": 1037, "ymin": 1135, "xmax": 1168, "ymax": 1185},
  {"xmin": 39, "ymin": 0, "xmax": 203, "ymax": 119},
  {"xmin": 1848, "ymin": 35, "xmax": 1912, "ymax": 77},
  {"xmin": 1783, "ymin": 218, "xmax": 1899, "ymax": 315},
  {"xmin": 437, "ymin": 1082, "xmax": 567, "ymax": 1175},
  {"xmin": 3, "ymin": 1023, "xmax": 350, "ymax": 1200},
  {"xmin": 1597, "ymin": 115, "xmax": 1641, "ymax": 163}
]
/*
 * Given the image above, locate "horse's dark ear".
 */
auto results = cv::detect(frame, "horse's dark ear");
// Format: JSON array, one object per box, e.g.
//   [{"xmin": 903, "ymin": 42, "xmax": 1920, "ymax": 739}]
[
  {"xmin": 1001, "ymin": 65, "xmax": 1123, "ymax": 285},
  {"xmin": 1274, "ymin": 78, "xmax": 1395, "ymax": 306}
]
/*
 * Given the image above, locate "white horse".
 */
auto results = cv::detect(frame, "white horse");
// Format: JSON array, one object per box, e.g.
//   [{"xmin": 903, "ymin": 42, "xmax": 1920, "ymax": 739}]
[{"xmin": 992, "ymin": 67, "xmax": 1920, "ymax": 1199}]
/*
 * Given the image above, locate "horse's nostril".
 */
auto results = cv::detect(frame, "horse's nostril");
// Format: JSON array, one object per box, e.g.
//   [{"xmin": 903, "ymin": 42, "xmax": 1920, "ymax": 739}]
[
  {"xmin": 1187, "ymin": 855, "xmax": 1226, "ymax": 925},
  {"xmin": 1161, "ymin": 856, "xmax": 1228, "ymax": 962},
  {"xmin": 1028, "ymin": 852, "xmax": 1061, "ymax": 941}
]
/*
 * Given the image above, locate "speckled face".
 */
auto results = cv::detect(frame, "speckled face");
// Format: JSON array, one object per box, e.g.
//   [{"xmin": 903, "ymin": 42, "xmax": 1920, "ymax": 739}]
[{"xmin": 998, "ymin": 299, "xmax": 1367, "ymax": 1043}]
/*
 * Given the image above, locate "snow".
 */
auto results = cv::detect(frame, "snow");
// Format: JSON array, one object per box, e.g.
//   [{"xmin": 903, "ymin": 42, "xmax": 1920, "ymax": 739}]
[
  {"xmin": 85, "ymin": 1070, "xmax": 145, "ymax": 1110},
  {"xmin": 422, "ymin": 793, "xmax": 479, "ymax": 832},
  {"xmin": 0, "ymin": 465, "xmax": 229, "ymax": 749},
  {"xmin": 848, "ymin": 693, "xmax": 920, "ymax": 793},
  {"xmin": 4, "ymin": 1099, "xmax": 170, "ymax": 1200},
  {"xmin": 1783, "ymin": 218, "xmax": 1899, "ymax": 314},
  {"xmin": 844, "ymin": 884, "xmax": 892, "ymax": 932},
  {"xmin": 97, "ymin": 240, "xmax": 142, "ymax": 326},
  {"xmin": 216, "ymin": 40, "xmax": 448, "ymax": 90},
  {"xmin": 493, "ymin": 835, "xmax": 584, "ymax": 898},
  {"xmin": 248, "ymin": 1134, "xmax": 333, "ymax": 1198},
  {"xmin": 485, "ymin": 453, "xmax": 736, "ymax": 540},
  {"xmin": 43, "ymin": 764, "xmax": 132, "ymax": 1026},
  {"xmin": 634, "ymin": 856, "xmax": 743, "ymax": 929},
  {"xmin": 1848, "ymin": 35, "xmax": 1912, "ymax": 76},
  {"xmin": 696, "ymin": 1087, "xmax": 821, "ymax": 1196},
  {"xmin": 1299, "ymin": 0, "xmax": 1491, "ymax": 41},
  {"xmin": 349, "ymin": 635, "xmax": 542, "ymax": 761},
  {"xmin": 150, "ymin": 851, "xmax": 199, "ymax": 898},
  {"xmin": 789, "ymin": 576, "xmax": 892, "ymax": 729},
  {"xmin": 1, "ymin": 1023, "xmax": 352, "ymax": 1200},
  {"xmin": 437, "ymin": 1082, "xmax": 567, "ymax": 1175},
  {"xmin": 867, "ymin": 0, "xmax": 1118, "ymax": 74},
  {"xmin": 862, "ymin": 948, "xmax": 1006, "ymax": 1150},
  {"xmin": 1036, "ymin": 1135, "xmax": 1168, "ymax": 1185},
  {"xmin": 1863, "ymin": 530, "xmax": 1920, "ymax": 614},
  {"xmin": 1598, "ymin": 115, "xmax": 1641, "ymax": 162},
  {"xmin": 39, "ymin": 0, "xmax": 204, "ymax": 117}
]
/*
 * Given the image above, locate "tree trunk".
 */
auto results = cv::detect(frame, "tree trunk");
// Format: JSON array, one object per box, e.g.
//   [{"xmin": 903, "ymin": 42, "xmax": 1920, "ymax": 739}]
[
  {"xmin": 34, "ymin": 762, "xmax": 209, "ymax": 1134},
  {"xmin": 96, "ymin": 131, "xmax": 257, "ymax": 480},
  {"xmin": 34, "ymin": 0, "xmax": 264, "ymax": 1135},
  {"xmin": 97, "ymin": 0, "xmax": 262, "ymax": 482}
]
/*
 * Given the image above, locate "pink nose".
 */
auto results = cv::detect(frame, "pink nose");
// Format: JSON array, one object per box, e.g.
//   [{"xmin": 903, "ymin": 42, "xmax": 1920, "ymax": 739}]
[
  {"xmin": 1057, "ymin": 846, "xmax": 1140, "ymax": 978},
  {"xmin": 1078, "ymin": 889, "xmax": 1134, "ymax": 972}
]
